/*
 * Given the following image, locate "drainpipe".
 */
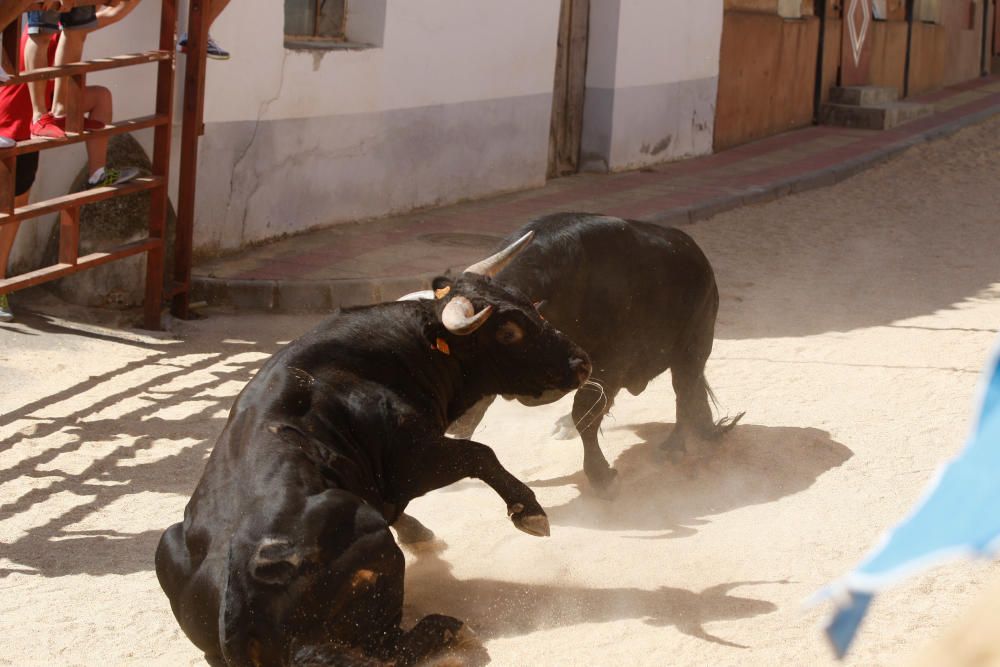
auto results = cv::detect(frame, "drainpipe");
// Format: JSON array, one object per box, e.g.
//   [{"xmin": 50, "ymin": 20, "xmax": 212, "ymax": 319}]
[
  {"xmin": 982, "ymin": 0, "xmax": 991, "ymax": 75},
  {"xmin": 903, "ymin": 0, "xmax": 915, "ymax": 97},
  {"xmin": 813, "ymin": 0, "xmax": 828, "ymax": 123}
]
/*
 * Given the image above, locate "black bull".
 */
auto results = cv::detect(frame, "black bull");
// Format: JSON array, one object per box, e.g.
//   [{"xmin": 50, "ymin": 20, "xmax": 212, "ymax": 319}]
[
  {"xmin": 445, "ymin": 213, "xmax": 742, "ymax": 495},
  {"xmin": 154, "ymin": 234, "xmax": 591, "ymax": 666}
]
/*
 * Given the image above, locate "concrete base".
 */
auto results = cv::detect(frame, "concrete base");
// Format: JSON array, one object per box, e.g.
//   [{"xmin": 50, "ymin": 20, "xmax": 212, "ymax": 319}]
[
  {"xmin": 820, "ymin": 101, "xmax": 934, "ymax": 130},
  {"xmin": 822, "ymin": 85, "xmax": 933, "ymax": 130},
  {"xmin": 829, "ymin": 85, "xmax": 900, "ymax": 106}
]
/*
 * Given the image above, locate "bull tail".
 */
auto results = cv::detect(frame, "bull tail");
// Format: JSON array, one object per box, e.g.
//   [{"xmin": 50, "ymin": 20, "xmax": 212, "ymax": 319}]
[{"xmin": 704, "ymin": 375, "xmax": 744, "ymax": 439}]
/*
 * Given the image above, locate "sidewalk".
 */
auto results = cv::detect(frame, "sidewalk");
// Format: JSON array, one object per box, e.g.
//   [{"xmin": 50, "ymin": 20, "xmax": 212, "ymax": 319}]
[{"xmin": 193, "ymin": 75, "xmax": 1000, "ymax": 312}]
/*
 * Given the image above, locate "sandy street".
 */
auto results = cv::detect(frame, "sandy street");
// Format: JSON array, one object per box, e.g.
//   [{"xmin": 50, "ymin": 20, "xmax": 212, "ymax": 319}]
[{"xmin": 2, "ymin": 115, "xmax": 999, "ymax": 667}]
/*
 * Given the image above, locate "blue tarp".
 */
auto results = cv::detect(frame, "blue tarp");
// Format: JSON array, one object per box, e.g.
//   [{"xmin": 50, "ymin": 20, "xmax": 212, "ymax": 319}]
[{"xmin": 817, "ymin": 338, "xmax": 1000, "ymax": 658}]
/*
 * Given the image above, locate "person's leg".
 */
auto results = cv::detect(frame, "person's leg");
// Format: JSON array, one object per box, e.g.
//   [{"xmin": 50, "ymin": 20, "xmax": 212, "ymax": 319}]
[
  {"xmin": 83, "ymin": 84, "xmax": 110, "ymax": 176},
  {"xmin": 24, "ymin": 10, "xmax": 58, "ymax": 123},
  {"xmin": 179, "ymin": 0, "xmax": 231, "ymax": 59},
  {"xmin": 81, "ymin": 84, "xmax": 138, "ymax": 188},
  {"xmin": 50, "ymin": 6, "xmax": 98, "ymax": 119},
  {"xmin": 0, "ymin": 152, "xmax": 35, "ymax": 320}
]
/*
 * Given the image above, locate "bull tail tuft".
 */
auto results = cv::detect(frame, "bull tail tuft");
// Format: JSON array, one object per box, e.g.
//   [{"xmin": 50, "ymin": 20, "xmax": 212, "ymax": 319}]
[{"xmin": 704, "ymin": 376, "xmax": 744, "ymax": 439}]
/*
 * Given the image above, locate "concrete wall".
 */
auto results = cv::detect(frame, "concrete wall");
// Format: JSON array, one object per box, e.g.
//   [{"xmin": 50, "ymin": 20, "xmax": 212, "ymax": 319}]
[
  {"xmin": 580, "ymin": 0, "xmax": 724, "ymax": 172},
  {"xmin": 10, "ymin": 0, "xmax": 562, "ymax": 267},
  {"xmin": 193, "ymin": 0, "xmax": 562, "ymax": 254}
]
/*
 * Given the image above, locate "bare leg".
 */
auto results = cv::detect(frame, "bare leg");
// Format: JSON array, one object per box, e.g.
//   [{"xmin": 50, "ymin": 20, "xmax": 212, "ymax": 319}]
[
  {"xmin": 82, "ymin": 85, "xmax": 111, "ymax": 176},
  {"xmin": 50, "ymin": 28, "xmax": 87, "ymax": 119},
  {"xmin": 24, "ymin": 34, "xmax": 50, "ymax": 122}
]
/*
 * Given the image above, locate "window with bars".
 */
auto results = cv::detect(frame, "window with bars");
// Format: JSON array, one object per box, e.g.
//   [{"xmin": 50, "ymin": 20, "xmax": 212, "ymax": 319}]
[{"xmin": 285, "ymin": 0, "xmax": 346, "ymax": 42}]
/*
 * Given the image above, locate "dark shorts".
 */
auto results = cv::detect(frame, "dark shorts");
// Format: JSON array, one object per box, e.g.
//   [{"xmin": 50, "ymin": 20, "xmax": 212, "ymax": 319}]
[
  {"xmin": 15, "ymin": 152, "xmax": 39, "ymax": 197},
  {"xmin": 26, "ymin": 6, "xmax": 98, "ymax": 34}
]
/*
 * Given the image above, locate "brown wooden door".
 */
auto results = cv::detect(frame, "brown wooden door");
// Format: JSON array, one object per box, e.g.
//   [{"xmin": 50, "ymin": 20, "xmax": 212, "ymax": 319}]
[
  {"xmin": 547, "ymin": 0, "xmax": 589, "ymax": 178},
  {"xmin": 840, "ymin": 0, "xmax": 874, "ymax": 85}
]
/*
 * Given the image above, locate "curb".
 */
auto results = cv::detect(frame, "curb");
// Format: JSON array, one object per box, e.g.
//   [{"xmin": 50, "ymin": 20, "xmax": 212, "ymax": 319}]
[{"xmin": 191, "ymin": 102, "xmax": 1000, "ymax": 313}]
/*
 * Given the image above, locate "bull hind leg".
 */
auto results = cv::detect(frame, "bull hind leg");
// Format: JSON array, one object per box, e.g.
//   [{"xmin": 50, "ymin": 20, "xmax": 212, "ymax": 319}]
[
  {"xmin": 572, "ymin": 382, "xmax": 621, "ymax": 498},
  {"xmin": 660, "ymin": 359, "xmax": 742, "ymax": 462}
]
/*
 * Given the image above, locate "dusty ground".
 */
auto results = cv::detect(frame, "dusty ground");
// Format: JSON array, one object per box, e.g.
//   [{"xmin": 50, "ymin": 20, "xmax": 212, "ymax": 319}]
[{"xmin": 2, "ymin": 115, "xmax": 999, "ymax": 667}]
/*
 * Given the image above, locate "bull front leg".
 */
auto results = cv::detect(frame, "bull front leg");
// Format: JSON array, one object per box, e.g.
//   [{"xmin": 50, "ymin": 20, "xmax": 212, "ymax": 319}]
[{"xmin": 396, "ymin": 437, "xmax": 550, "ymax": 537}]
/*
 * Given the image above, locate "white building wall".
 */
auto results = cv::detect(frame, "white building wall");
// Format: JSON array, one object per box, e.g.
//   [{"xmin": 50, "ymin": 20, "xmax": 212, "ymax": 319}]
[
  {"xmin": 581, "ymin": 0, "xmax": 724, "ymax": 172},
  {"xmin": 10, "ymin": 0, "xmax": 727, "ymax": 269},
  {"xmin": 194, "ymin": 0, "xmax": 563, "ymax": 254}
]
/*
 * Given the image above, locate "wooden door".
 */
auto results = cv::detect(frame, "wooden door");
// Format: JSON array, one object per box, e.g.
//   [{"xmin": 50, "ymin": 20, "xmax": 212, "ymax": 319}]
[
  {"xmin": 841, "ymin": 0, "xmax": 874, "ymax": 85},
  {"xmin": 547, "ymin": 0, "xmax": 589, "ymax": 178}
]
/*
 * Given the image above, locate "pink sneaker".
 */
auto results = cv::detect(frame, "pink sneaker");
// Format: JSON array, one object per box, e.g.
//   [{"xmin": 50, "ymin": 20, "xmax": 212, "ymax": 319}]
[{"xmin": 30, "ymin": 113, "xmax": 66, "ymax": 139}]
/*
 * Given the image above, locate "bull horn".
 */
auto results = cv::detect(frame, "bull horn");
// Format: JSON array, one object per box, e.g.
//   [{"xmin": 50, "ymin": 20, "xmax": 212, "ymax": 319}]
[
  {"xmin": 397, "ymin": 290, "xmax": 435, "ymax": 301},
  {"xmin": 463, "ymin": 231, "xmax": 535, "ymax": 277},
  {"xmin": 441, "ymin": 296, "xmax": 493, "ymax": 335}
]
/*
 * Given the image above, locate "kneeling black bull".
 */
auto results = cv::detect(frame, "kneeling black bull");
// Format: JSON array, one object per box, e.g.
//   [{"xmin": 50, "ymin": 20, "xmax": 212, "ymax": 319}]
[
  {"xmin": 438, "ymin": 213, "xmax": 741, "ymax": 496},
  {"xmin": 154, "ymin": 233, "xmax": 590, "ymax": 666}
]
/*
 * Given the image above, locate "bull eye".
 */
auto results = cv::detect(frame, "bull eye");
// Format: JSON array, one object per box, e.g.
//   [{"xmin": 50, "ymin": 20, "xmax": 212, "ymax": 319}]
[{"xmin": 496, "ymin": 321, "xmax": 524, "ymax": 345}]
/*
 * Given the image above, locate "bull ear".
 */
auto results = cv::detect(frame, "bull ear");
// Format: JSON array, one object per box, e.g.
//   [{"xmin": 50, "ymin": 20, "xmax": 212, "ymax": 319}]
[
  {"xmin": 463, "ymin": 231, "xmax": 534, "ymax": 277},
  {"xmin": 441, "ymin": 295, "xmax": 493, "ymax": 335}
]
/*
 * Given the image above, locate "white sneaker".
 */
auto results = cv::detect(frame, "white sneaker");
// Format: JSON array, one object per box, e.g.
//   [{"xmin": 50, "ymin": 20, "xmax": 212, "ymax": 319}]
[{"xmin": 0, "ymin": 136, "xmax": 14, "ymax": 149}]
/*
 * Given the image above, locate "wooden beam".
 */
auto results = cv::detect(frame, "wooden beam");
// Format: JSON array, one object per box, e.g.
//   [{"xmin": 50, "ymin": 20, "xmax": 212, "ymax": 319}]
[
  {"xmin": 0, "ymin": 239, "xmax": 161, "ymax": 294},
  {"xmin": 144, "ymin": 0, "xmax": 178, "ymax": 330},
  {"xmin": 0, "ymin": 177, "xmax": 163, "ymax": 225},
  {"xmin": 58, "ymin": 208, "xmax": 80, "ymax": 265},
  {"xmin": 172, "ymin": 0, "xmax": 210, "ymax": 320},
  {"xmin": 0, "ymin": 114, "xmax": 170, "ymax": 158},
  {"xmin": 3, "ymin": 51, "xmax": 171, "ymax": 86}
]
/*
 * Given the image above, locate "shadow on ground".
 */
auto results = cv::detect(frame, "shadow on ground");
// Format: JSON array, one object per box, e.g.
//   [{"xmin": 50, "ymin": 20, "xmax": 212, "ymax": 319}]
[
  {"xmin": 530, "ymin": 422, "xmax": 852, "ymax": 537},
  {"xmin": 0, "ymin": 308, "xmax": 291, "ymax": 578},
  {"xmin": 403, "ymin": 541, "xmax": 783, "ymax": 664}
]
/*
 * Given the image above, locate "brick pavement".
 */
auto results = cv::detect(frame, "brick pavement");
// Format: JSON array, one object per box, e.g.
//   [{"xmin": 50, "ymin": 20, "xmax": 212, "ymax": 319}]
[{"xmin": 192, "ymin": 75, "xmax": 1000, "ymax": 312}]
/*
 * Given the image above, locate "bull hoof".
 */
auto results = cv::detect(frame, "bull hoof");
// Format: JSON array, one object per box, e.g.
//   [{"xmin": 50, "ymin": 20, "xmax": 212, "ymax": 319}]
[
  {"xmin": 589, "ymin": 469, "xmax": 621, "ymax": 500},
  {"xmin": 508, "ymin": 504, "xmax": 551, "ymax": 537}
]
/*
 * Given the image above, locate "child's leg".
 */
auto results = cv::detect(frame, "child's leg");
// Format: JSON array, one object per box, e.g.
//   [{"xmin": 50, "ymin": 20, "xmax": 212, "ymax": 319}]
[
  {"xmin": 83, "ymin": 85, "xmax": 111, "ymax": 177},
  {"xmin": 50, "ymin": 6, "xmax": 98, "ymax": 119},
  {"xmin": 24, "ymin": 10, "xmax": 59, "ymax": 122}
]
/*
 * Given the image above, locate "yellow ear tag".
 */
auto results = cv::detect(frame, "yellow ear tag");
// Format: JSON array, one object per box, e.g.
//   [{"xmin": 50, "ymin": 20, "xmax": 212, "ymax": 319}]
[
  {"xmin": 434, "ymin": 286, "xmax": 451, "ymax": 299},
  {"xmin": 435, "ymin": 338, "xmax": 451, "ymax": 355}
]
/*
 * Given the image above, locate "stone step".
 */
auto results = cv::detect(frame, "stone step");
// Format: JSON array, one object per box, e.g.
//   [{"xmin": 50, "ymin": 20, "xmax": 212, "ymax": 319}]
[
  {"xmin": 828, "ymin": 85, "xmax": 900, "ymax": 106},
  {"xmin": 819, "ymin": 101, "xmax": 935, "ymax": 130}
]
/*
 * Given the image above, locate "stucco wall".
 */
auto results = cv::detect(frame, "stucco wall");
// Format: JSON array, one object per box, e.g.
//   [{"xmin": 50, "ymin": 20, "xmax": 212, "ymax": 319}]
[
  {"xmin": 193, "ymin": 0, "xmax": 562, "ymax": 254},
  {"xmin": 9, "ymin": 0, "xmax": 563, "ymax": 267},
  {"xmin": 580, "ymin": 0, "xmax": 724, "ymax": 173}
]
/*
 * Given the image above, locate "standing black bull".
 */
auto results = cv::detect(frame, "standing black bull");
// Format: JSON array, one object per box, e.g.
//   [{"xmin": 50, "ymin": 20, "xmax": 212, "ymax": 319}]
[
  {"xmin": 440, "ymin": 213, "xmax": 741, "ymax": 497},
  {"xmin": 154, "ymin": 233, "xmax": 591, "ymax": 667}
]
